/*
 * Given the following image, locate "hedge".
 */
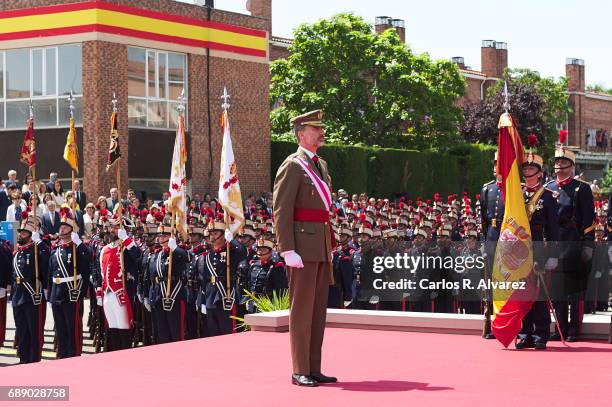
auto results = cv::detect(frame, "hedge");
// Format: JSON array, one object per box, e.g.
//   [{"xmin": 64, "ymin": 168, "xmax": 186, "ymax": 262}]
[{"xmin": 271, "ymin": 141, "xmax": 497, "ymax": 198}]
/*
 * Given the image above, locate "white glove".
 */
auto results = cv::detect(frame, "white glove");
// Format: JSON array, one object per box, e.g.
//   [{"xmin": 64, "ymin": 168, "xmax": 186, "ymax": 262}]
[
  {"xmin": 168, "ymin": 237, "xmax": 178, "ymax": 252},
  {"xmin": 224, "ymin": 229, "xmax": 234, "ymax": 243},
  {"xmin": 137, "ymin": 293, "xmax": 144, "ymax": 304},
  {"xmin": 283, "ymin": 250, "xmax": 304, "ymax": 269},
  {"xmin": 71, "ymin": 232, "xmax": 82, "ymax": 246},
  {"xmin": 144, "ymin": 298, "xmax": 151, "ymax": 312},
  {"xmin": 0, "ymin": 287, "xmax": 6, "ymax": 298},
  {"xmin": 544, "ymin": 258, "xmax": 558, "ymax": 271},
  {"xmin": 594, "ymin": 271, "xmax": 602, "ymax": 279},
  {"xmin": 201, "ymin": 304, "xmax": 207, "ymax": 314},
  {"xmin": 96, "ymin": 297, "xmax": 103, "ymax": 307},
  {"xmin": 118, "ymin": 228, "xmax": 128, "ymax": 241},
  {"xmin": 581, "ymin": 246, "xmax": 593, "ymax": 263},
  {"xmin": 32, "ymin": 231, "xmax": 41, "ymax": 244}
]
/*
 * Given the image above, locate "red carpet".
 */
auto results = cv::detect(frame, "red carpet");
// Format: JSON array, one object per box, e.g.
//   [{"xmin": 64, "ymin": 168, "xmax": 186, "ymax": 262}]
[{"xmin": 0, "ymin": 328, "xmax": 610, "ymax": 406}]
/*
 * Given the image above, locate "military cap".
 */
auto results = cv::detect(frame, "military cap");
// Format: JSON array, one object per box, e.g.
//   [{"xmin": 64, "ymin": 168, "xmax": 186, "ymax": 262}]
[
  {"xmin": 290, "ymin": 109, "xmax": 324, "ymax": 127},
  {"xmin": 524, "ymin": 152, "xmax": 544, "ymax": 169},
  {"xmin": 256, "ymin": 236, "xmax": 274, "ymax": 250},
  {"xmin": 554, "ymin": 146, "xmax": 576, "ymax": 165}
]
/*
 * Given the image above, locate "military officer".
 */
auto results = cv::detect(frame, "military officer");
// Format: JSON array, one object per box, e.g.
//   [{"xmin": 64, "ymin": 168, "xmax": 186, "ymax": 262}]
[
  {"xmin": 516, "ymin": 152, "xmax": 559, "ymax": 350},
  {"xmin": 480, "ymin": 151, "xmax": 505, "ymax": 339},
  {"xmin": 545, "ymin": 146, "xmax": 595, "ymax": 342},
  {"xmin": 186, "ymin": 219, "xmax": 207, "ymax": 339},
  {"xmin": 146, "ymin": 215, "xmax": 189, "ymax": 344},
  {"xmin": 198, "ymin": 218, "xmax": 247, "ymax": 337},
  {"xmin": 0, "ymin": 236, "xmax": 11, "ymax": 347},
  {"xmin": 331, "ymin": 226, "xmax": 356, "ymax": 308},
  {"xmin": 48, "ymin": 207, "xmax": 90, "ymax": 359},
  {"xmin": 243, "ymin": 237, "xmax": 287, "ymax": 313},
  {"xmin": 96, "ymin": 215, "xmax": 141, "ymax": 351},
  {"xmin": 11, "ymin": 210, "xmax": 50, "ymax": 363},
  {"xmin": 273, "ymin": 109, "xmax": 337, "ymax": 387}
]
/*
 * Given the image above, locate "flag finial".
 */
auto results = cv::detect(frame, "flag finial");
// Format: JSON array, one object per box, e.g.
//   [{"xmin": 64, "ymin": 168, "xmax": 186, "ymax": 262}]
[
  {"xmin": 503, "ymin": 81, "xmax": 510, "ymax": 113},
  {"xmin": 69, "ymin": 90, "xmax": 75, "ymax": 119},
  {"xmin": 177, "ymin": 88, "xmax": 186, "ymax": 114},
  {"xmin": 221, "ymin": 86, "xmax": 230, "ymax": 111},
  {"xmin": 112, "ymin": 92, "xmax": 117, "ymax": 113}
]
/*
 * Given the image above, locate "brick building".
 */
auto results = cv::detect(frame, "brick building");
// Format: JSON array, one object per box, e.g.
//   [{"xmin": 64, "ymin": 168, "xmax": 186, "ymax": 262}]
[{"xmin": 0, "ymin": 0, "xmax": 272, "ymax": 202}]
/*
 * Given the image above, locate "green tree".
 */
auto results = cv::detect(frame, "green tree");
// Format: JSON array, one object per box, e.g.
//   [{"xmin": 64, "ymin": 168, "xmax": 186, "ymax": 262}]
[
  {"xmin": 270, "ymin": 13, "xmax": 466, "ymax": 149},
  {"xmin": 462, "ymin": 68, "xmax": 570, "ymax": 160}
]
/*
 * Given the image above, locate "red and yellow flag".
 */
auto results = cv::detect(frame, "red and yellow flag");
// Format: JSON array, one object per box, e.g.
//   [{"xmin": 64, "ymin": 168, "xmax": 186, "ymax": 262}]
[
  {"xmin": 168, "ymin": 114, "xmax": 188, "ymax": 239},
  {"xmin": 20, "ymin": 117, "xmax": 36, "ymax": 171},
  {"xmin": 491, "ymin": 113, "xmax": 538, "ymax": 348},
  {"xmin": 63, "ymin": 117, "xmax": 79, "ymax": 174}
]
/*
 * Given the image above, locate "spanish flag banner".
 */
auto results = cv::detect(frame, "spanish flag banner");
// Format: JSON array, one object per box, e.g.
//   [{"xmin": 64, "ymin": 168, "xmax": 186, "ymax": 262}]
[
  {"xmin": 63, "ymin": 117, "xmax": 79, "ymax": 174},
  {"xmin": 219, "ymin": 109, "xmax": 245, "ymax": 238},
  {"xmin": 491, "ymin": 113, "xmax": 538, "ymax": 348},
  {"xmin": 168, "ymin": 113, "xmax": 188, "ymax": 239}
]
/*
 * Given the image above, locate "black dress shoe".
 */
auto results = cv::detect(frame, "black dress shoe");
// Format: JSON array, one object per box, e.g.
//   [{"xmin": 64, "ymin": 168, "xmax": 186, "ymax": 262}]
[
  {"xmin": 516, "ymin": 338, "xmax": 535, "ymax": 349},
  {"xmin": 566, "ymin": 336, "xmax": 578, "ymax": 342},
  {"xmin": 549, "ymin": 332, "xmax": 561, "ymax": 341},
  {"xmin": 534, "ymin": 342, "xmax": 547, "ymax": 350},
  {"xmin": 292, "ymin": 374, "xmax": 317, "ymax": 387},
  {"xmin": 484, "ymin": 333, "xmax": 496, "ymax": 340},
  {"xmin": 311, "ymin": 373, "xmax": 338, "ymax": 383}
]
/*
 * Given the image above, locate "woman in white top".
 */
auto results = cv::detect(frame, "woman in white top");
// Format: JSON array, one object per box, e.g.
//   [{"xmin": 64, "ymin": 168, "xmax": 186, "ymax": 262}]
[
  {"xmin": 21, "ymin": 174, "xmax": 33, "ymax": 194},
  {"xmin": 6, "ymin": 192, "xmax": 27, "ymax": 222},
  {"xmin": 51, "ymin": 180, "xmax": 65, "ymax": 206},
  {"xmin": 83, "ymin": 202, "xmax": 96, "ymax": 237}
]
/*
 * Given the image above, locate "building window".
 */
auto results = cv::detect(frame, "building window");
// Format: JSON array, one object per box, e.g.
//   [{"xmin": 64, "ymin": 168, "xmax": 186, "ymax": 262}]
[
  {"xmin": 0, "ymin": 44, "xmax": 82, "ymax": 130},
  {"xmin": 127, "ymin": 47, "xmax": 187, "ymax": 130}
]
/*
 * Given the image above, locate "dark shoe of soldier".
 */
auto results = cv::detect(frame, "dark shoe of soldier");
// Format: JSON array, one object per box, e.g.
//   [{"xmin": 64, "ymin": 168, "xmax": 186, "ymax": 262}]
[
  {"xmin": 484, "ymin": 333, "xmax": 496, "ymax": 340},
  {"xmin": 534, "ymin": 342, "xmax": 547, "ymax": 350},
  {"xmin": 311, "ymin": 372, "xmax": 338, "ymax": 383},
  {"xmin": 516, "ymin": 337, "xmax": 535, "ymax": 349},
  {"xmin": 566, "ymin": 336, "xmax": 578, "ymax": 342},
  {"xmin": 292, "ymin": 374, "xmax": 318, "ymax": 387},
  {"xmin": 549, "ymin": 332, "xmax": 561, "ymax": 341}
]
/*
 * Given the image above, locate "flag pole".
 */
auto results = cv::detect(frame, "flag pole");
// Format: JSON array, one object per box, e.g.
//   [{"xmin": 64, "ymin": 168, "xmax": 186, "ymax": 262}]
[
  {"xmin": 69, "ymin": 91, "xmax": 78, "ymax": 288},
  {"xmin": 166, "ymin": 91, "xmax": 186, "ymax": 304},
  {"xmin": 221, "ymin": 90, "xmax": 232, "ymax": 302},
  {"xmin": 28, "ymin": 101, "xmax": 41, "ymax": 298}
]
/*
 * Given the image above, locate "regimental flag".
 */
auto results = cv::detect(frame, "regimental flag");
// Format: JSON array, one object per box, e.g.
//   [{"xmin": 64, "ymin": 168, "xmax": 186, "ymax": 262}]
[
  {"xmin": 20, "ymin": 117, "xmax": 36, "ymax": 171},
  {"xmin": 106, "ymin": 111, "xmax": 121, "ymax": 171},
  {"xmin": 218, "ymin": 109, "xmax": 245, "ymax": 238},
  {"xmin": 63, "ymin": 117, "xmax": 79, "ymax": 174},
  {"xmin": 168, "ymin": 113, "xmax": 188, "ymax": 239},
  {"xmin": 491, "ymin": 113, "xmax": 538, "ymax": 348}
]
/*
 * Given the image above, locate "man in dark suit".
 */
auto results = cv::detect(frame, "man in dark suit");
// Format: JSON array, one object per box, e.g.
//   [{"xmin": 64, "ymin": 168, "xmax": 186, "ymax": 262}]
[
  {"xmin": 106, "ymin": 188, "xmax": 120, "ymax": 212},
  {"xmin": 41, "ymin": 200, "xmax": 60, "ymax": 237},
  {"xmin": 46, "ymin": 172, "xmax": 58, "ymax": 193},
  {"xmin": 73, "ymin": 180, "xmax": 87, "ymax": 210}
]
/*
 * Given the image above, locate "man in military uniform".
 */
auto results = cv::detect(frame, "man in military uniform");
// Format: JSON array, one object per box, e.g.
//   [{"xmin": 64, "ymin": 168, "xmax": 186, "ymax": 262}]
[
  {"xmin": 48, "ymin": 208, "xmax": 90, "ymax": 358},
  {"xmin": 479, "ymin": 152, "xmax": 505, "ymax": 338},
  {"xmin": 516, "ymin": 153, "xmax": 559, "ymax": 350},
  {"xmin": 243, "ymin": 237, "xmax": 287, "ymax": 313},
  {"xmin": 96, "ymin": 215, "xmax": 141, "ymax": 351},
  {"xmin": 0, "ymin": 236, "xmax": 11, "ymax": 347},
  {"xmin": 138, "ymin": 222, "xmax": 160, "ymax": 345},
  {"xmin": 273, "ymin": 109, "xmax": 337, "ymax": 387},
  {"xmin": 11, "ymin": 210, "xmax": 49, "ymax": 363},
  {"xmin": 545, "ymin": 147, "xmax": 595, "ymax": 342},
  {"xmin": 331, "ymin": 227, "xmax": 356, "ymax": 308},
  {"xmin": 146, "ymin": 215, "xmax": 189, "ymax": 344},
  {"xmin": 186, "ymin": 219, "xmax": 207, "ymax": 339},
  {"xmin": 198, "ymin": 218, "xmax": 247, "ymax": 337}
]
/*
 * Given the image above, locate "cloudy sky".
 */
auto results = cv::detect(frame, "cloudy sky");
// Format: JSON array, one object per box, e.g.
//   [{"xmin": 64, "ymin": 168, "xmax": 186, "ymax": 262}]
[{"xmin": 178, "ymin": 0, "xmax": 612, "ymax": 88}]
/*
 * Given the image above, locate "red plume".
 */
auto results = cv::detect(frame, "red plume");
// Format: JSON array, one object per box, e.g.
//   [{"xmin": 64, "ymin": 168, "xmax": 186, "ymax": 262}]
[
  {"xmin": 475, "ymin": 194, "xmax": 481, "ymax": 201},
  {"xmin": 559, "ymin": 129, "xmax": 568, "ymax": 144},
  {"xmin": 527, "ymin": 134, "xmax": 538, "ymax": 148}
]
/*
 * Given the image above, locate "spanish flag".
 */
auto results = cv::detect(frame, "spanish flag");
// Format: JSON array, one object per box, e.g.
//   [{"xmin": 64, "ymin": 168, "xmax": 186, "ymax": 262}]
[
  {"xmin": 63, "ymin": 117, "xmax": 79, "ymax": 174},
  {"xmin": 219, "ymin": 109, "xmax": 245, "ymax": 238},
  {"xmin": 491, "ymin": 113, "xmax": 538, "ymax": 348}
]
